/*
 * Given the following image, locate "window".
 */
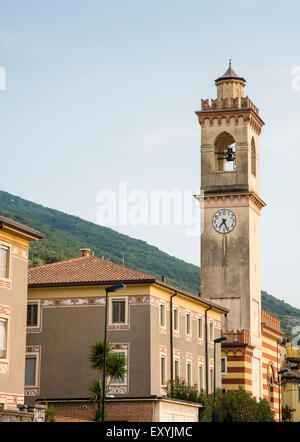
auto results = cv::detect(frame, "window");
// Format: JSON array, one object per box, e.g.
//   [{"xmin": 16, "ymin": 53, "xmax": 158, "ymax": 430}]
[
  {"xmin": 0, "ymin": 319, "xmax": 7, "ymax": 359},
  {"xmin": 0, "ymin": 245, "xmax": 9, "ymax": 279},
  {"xmin": 209, "ymin": 321, "xmax": 214, "ymax": 343},
  {"xmin": 27, "ymin": 303, "xmax": 38, "ymax": 327},
  {"xmin": 198, "ymin": 364, "xmax": 204, "ymax": 391},
  {"xmin": 160, "ymin": 302, "xmax": 166, "ymax": 327},
  {"xmin": 173, "ymin": 306, "xmax": 179, "ymax": 332},
  {"xmin": 221, "ymin": 356, "xmax": 227, "ymax": 375},
  {"xmin": 25, "ymin": 355, "xmax": 37, "ymax": 386},
  {"xmin": 174, "ymin": 358, "xmax": 179, "ymax": 378},
  {"xmin": 186, "ymin": 311, "xmax": 191, "ymax": 336},
  {"xmin": 198, "ymin": 315, "xmax": 203, "ymax": 339},
  {"xmin": 186, "ymin": 361, "xmax": 192, "ymax": 386},
  {"xmin": 111, "ymin": 351, "xmax": 127, "ymax": 385},
  {"xmin": 111, "ymin": 299, "xmax": 126, "ymax": 323},
  {"xmin": 160, "ymin": 354, "xmax": 166, "ymax": 386},
  {"xmin": 210, "ymin": 367, "xmax": 214, "ymax": 393}
]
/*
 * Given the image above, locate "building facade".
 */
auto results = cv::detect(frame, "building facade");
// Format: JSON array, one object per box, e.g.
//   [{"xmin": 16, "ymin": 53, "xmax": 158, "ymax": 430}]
[
  {"xmin": 0, "ymin": 215, "xmax": 43, "ymax": 410},
  {"xmin": 25, "ymin": 249, "xmax": 228, "ymax": 421},
  {"xmin": 195, "ymin": 63, "xmax": 283, "ymax": 419},
  {"xmin": 282, "ymin": 341, "xmax": 300, "ymax": 422}
]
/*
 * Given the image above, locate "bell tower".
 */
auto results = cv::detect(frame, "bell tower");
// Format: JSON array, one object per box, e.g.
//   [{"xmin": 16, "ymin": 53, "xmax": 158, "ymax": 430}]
[{"xmin": 195, "ymin": 63, "xmax": 266, "ymax": 397}]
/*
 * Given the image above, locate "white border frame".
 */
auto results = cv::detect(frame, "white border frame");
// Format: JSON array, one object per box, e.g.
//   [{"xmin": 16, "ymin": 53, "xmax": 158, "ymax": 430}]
[
  {"xmin": 186, "ymin": 310, "xmax": 192, "ymax": 337},
  {"xmin": 109, "ymin": 296, "xmax": 128, "ymax": 326}
]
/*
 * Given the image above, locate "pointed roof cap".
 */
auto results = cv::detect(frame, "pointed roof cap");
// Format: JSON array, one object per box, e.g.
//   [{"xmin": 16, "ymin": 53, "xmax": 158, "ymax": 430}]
[{"xmin": 215, "ymin": 60, "xmax": 246, "ymax": 83}]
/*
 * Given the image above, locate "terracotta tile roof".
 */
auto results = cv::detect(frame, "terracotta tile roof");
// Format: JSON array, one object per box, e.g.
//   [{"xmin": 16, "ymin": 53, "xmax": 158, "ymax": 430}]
[{"xmin": 28, "ymin": 255, "xmax": 155, "ymax": 287}]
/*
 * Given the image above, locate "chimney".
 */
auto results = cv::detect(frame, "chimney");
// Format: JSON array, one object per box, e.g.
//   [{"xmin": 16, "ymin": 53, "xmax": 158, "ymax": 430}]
[
  {"xmin": 161, "ymin": 275, "xmax": 166, "ymax": 283},
  {"xmin": 80, "ymin": 248, "xmax": 90, "ymax": 257}
]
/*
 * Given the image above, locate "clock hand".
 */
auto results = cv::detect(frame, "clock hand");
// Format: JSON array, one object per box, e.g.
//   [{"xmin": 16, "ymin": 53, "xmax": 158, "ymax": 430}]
[
  {"xmin": 223, "ymin": 220, "xmax": 229, "ymax": 231},
  {"xmin": 219, "ymin": 218, "xmax": 226, "ymax": 228}
]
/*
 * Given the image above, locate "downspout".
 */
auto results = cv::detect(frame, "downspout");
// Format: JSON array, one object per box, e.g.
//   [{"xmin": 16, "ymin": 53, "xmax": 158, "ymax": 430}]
[
  {"xmin": 204, "ymin": 306, "xmax": 212, "ymax": 394},
  {"xmin": 170, "ymin": 291, "xmax": 178, "ymax": 385}
]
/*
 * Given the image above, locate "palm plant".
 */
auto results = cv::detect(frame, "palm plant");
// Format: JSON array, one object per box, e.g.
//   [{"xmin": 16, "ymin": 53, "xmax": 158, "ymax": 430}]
[{"xmin": 88, "ymin": 339, "xmax": 126, "ymax": 421}]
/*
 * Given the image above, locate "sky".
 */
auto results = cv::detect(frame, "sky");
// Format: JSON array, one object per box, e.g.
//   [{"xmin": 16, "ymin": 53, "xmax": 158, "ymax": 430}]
[{"xmin": 0, "ymin": 0, "xmax": 299, "ymax": 307}]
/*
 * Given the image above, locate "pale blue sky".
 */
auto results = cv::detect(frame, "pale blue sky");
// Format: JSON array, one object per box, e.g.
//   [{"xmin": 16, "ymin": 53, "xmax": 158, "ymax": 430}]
[{"xmin": 0, "ymin": 0, "xmax": 299, "ymax": 307}]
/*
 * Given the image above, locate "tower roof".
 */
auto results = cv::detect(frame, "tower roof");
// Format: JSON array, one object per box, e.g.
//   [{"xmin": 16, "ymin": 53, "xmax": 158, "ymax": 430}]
[{"xmin": 215, "ymin": 60, "xmax": 246, "ymax": 83}]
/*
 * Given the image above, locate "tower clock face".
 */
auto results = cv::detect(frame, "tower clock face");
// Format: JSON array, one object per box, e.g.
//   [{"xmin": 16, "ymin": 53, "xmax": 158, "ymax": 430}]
[{"xmin": 212, "ymin": 209, "xmax": 236, "ymax": 234}]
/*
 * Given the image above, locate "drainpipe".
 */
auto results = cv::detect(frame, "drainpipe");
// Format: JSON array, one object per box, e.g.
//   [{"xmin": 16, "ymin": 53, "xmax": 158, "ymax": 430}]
[
  {"xmin": 170, "ymin": 291, "xmax": 178, "ymax": 385},
  {"xmin": 204, "ymin": 306, "xmax": 212, "ymax": 394}
]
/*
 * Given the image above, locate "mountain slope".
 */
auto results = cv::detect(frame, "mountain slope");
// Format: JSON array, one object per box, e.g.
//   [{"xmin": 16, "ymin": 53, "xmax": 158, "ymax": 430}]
[{"xmin": 0, "ymin": 189, "xmax": 299, "ymax": 338}]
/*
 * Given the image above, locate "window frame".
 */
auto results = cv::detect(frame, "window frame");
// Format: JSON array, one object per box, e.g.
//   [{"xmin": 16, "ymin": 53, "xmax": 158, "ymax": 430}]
[
  {"xmin": 110, "ymin": 349, "xmax": 128, "ymax": 386},
  {"xmin": 27, "ymin": 301, "xmax": 41, "ymax": 329},
  {"xmin": 0, "ymin": 316, "xmax": 9, "ymax": 360},
  {"xmin": 186, "ymin": 360, "xmax": 192, "ymax": 386},
  {"xmin": 0, "ymin": 243, "xmax": 11, "ymax": 281},
  {"xmin": 160, "ymin": 352, "xmax": 167, "ymax": 387},
  {"xmin": 173, "ymin": 305, "xmax": 179, "ymax": 332},
  {"xmin": 197, "ymin": 315, "xmax": 203, "ymax": 340},
  {"xmin": 186, "ymin": 310, "xmax": 192, "ymax": 337},
  {"xmin": 174, "ymin": 357, "xmax": 180, "ymax": 379},
  {"xmin": 25, "ymin": 352, "xmax": 39, "ymax": 388},
  {"xmin": 159, "ymin": 301, "xmax": 166, "ymax": 328},
  {"xmin": 221, "ymin": 356, "xmax": 227, "ymax": 375},
  {"xmin": 198, "ymin": 362, "xmax": 204, "ymax": 391},
  {"xmin": 109, "ymin": 296, "xmax": 128, "ymax": 325},
  {"xmin": 209, "ymin": 320, "xmax": 214, "ymax": 343}
]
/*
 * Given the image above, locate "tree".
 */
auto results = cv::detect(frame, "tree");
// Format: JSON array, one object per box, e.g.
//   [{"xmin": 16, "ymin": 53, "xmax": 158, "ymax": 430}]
[
  {"xmin": 282, "ymin": 404, "xmax": 296, "ymax": 422},
  {"xmin": 166, "ymin": 379, "xmax": 274, "ymax": 422},
  {"xmin": 88, "ymin": 339, "xmax": 126, "ymax": 421}
]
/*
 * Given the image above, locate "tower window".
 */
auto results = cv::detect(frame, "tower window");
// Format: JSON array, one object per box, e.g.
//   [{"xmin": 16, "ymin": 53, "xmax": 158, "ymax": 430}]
[{"xmin": 214, "ymin": 131, "xmax": 236, "ymax": 172}]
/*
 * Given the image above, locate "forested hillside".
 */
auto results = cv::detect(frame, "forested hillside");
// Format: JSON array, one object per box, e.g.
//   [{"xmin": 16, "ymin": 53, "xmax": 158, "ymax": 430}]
[
  {"xmin": 0, "ymin": 189, "xmax": 299, "ymax": 338},
  {"xmin": 0, "ymin": 190, "xmax": 200, "ymax": 293}
]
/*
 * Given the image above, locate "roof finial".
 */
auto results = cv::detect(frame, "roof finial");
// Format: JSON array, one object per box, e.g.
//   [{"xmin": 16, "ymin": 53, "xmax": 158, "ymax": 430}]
[{"xmin": 229, "ymin": 58, "xmax": 232, "ymax": 68}]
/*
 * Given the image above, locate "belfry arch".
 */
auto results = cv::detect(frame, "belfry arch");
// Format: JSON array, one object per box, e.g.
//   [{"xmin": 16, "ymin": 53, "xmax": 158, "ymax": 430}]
[{"xmin": 214, "ymin": 131, "xmax": 236, "ymax": 172}]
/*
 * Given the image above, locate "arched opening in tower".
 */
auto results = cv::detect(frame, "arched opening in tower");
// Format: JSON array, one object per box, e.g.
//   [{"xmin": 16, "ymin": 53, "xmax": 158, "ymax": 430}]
[{"xmin": 214, "ymin": 131, "xmax": 236, "ymax": 173}]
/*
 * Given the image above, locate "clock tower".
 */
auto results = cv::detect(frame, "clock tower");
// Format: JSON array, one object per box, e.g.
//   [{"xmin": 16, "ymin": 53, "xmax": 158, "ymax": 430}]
[{"xmin": 195, "ymin": 62, "xmax": 266, "ymax": 398}]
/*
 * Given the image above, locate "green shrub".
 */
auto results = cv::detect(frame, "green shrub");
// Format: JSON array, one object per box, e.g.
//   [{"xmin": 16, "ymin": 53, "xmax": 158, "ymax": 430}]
[{"xmin": 166, "ymin": 381, "xmax": 275, "ymax": 422}]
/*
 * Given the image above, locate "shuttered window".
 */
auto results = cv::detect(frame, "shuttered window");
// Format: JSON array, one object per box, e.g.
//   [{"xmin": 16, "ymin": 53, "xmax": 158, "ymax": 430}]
[
  {"xmin": 186, "ymin": 311, "xmax": 191, "ymax": 335},
  {"xmin": 173, "ymin": 307, "xmax": 179, "ymax": 331},
  {"xmin": 0, "ymin": 246, "xmax": 9, "ymax": 279},
  {"xmin": 174, "ymin": 359, "xmax": 179, "ymax": 378},
  {"xmin": 161, "ymin": 355, "xmax": 166, "ymax": 386},
  {"xmin": 112, "ymin": 299, "xmax": 125, "ymax": 323},
  {"xmin": 25, "ymin": 356, "xmax": 36, "ymax": 386},
  {"xmin": 0, "ymin": 319, "xmax": 7, "ymax": 359},
  {"xmin": 199, "ymin": 364, "xmax": 204, "ymax": 390},
  {"xmin": 160, "ymin": 302, "xmax": 166, "ymax": 327},
  {"xmin": 27, "ymin": 303, "xmax": 38, "ymax": 327},
  {"xmin": 186, "ymin": 361, "xmax": 192, "ymax": 386},
  {"xmin": 198, "ymin": 316, "xmax": 203, "ymax": 339}
]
